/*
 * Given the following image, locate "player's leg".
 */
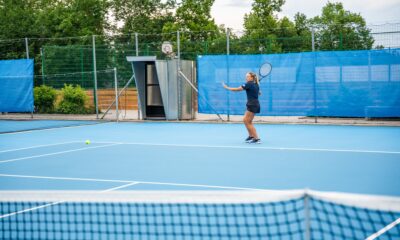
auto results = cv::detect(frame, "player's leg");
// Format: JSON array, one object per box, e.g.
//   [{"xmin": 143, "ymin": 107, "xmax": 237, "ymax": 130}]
[
  {"xmin": 243, "ymin": 111, "xmax": 253, "ymax": 142},
  {"xmin": 246, "ymin": 111, "xmax": 259, "ymax": 138},
  {"xmin": 244, "ymin": 111, "xmax": 259, "ymax": 141}
]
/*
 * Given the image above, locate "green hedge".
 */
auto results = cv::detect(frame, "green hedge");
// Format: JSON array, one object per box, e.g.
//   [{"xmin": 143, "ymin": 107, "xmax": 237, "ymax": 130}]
[
  {"xmin": 34, "ymin": 85, "xmax": 57, "ymax": 113},
  {"xmin": 34, "ymin": 84, "xmax": 95, "ymax": 114}
]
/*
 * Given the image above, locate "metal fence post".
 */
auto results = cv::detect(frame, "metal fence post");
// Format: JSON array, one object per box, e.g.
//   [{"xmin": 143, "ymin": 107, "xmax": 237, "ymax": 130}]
[
  {"xmin": 311, "ymin": 27, "xmax": 315, "ymax": 52},
  {"xmin": 114, "ymin": 68, "xmax": 119, "ymax": 122},
  {"xmin": 339, "ymin": 31, "xmax": 343, "ymax": 50},
  {"xmin": 134, "ymin": 32, "xmax": 140, "ymax": 119},
  {"xmin": 25, "ymin": 37, "xmax": 29, "ymax": 59},
  {"xmin": 311, "ymin": 27, "xmax": 317, "ymax": 123},
  {"xmin": 177, "ymin": 30, "xmax": 181, "ymax": 120},
  {"xmin": 92, "ymin": 35, "xmax": 99, "ymax": 119},
  {"xmin": 135, "ymin": 32, "xmax": 139, "ymax": 56},
  {"xmin": 26, "ymin": 37, "xmax": 32, "ymax": 118},
  {"xmin": 80, "ymin": 48, "xmax": 84, "ymax": 86},
  {"xmin": 226, "ymin": 28, "xmax": 230, "ymax": 122},
  {"xmin": 40, "ymin": 48, "xmax": 45, "ymax": 85}
]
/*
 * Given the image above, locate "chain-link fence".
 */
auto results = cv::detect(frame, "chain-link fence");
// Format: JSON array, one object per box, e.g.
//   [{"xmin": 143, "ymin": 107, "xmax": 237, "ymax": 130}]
[{"xmin": 0, "ymin": 22, "xmax": 399, "ymax": 120}]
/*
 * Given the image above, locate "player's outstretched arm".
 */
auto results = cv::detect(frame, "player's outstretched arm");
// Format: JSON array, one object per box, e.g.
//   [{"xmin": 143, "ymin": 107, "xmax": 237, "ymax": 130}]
[{"xmin": 222, "ymin": 81, "xmax": 243, "ymax": 91}]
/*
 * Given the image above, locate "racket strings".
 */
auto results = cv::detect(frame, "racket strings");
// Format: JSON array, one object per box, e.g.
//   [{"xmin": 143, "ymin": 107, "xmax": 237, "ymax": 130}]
[{"xmin": 259, "ymin": 62, "xmax": 272, "ymax": 78}]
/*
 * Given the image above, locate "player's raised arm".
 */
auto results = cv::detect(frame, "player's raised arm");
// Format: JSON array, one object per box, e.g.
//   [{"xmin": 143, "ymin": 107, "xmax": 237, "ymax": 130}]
[{"xmin": 222, "ymin": 81, "xmax": 243, "ymax": 91}]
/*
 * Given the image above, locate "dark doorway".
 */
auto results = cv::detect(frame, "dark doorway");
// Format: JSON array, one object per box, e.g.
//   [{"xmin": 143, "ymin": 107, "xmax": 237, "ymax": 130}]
[{"xmin": 145, "ymin": 63, "xmax": 166, "ymax": 119}]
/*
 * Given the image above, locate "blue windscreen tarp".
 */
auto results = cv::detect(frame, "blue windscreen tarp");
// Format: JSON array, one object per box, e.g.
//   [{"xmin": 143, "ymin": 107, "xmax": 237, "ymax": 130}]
[
  {"xmin": 0, "ymin": 59, "xmax": 34, "ymax": 112},
  {"xmin": 197, "ymin": 49, "xmax": 400, "ymax": 117}
]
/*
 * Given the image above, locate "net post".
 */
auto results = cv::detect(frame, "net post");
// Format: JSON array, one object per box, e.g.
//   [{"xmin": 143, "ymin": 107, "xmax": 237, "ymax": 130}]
[
  {"xmin": 92, "ymin": 35, "xmax": 99, "ymax": 119},
  {"xmin": 114, "ymin": 68, "xmax": 119, "ymax": 122},
  {"xmin": 304, "ymin": 189, "xmax": 311, "ymax": 240},
  {"xmin": 25, "ymin": 37, "xmax": 29, "ymax": 59}
]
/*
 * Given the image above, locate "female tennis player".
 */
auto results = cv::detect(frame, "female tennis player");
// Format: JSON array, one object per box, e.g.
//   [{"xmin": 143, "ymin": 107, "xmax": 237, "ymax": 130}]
[{"xmin": 222, "ymin": 72, "xmax": 261, "ymax": 144}]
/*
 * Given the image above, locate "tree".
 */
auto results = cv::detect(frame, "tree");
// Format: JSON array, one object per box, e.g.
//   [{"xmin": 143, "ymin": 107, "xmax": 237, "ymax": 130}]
[
  {"xmin": 311, "ymin": 2, "xmax": 374, "ymax": 50},
  {"xmin": 293, "ymin": 13, "xmax": 312, "ymax": 52},
  {"xmin": 35, "ymin": 0, "xmax": 110, "ymax": 87},
  {"xmin": 0, "ymin": 0, "xmax": 39, "ymax": 38},
  {"xmin": 0, "ymin": 0, "xmax": 39, "ymax": 59},
  {"xmin": 162, "ymin": 0, "xmax": 223, "ymax": 59},
  {"xmin": 110, "ymin": 0, "xmax": 176, "ymax": 57},
  {"xmin": 0, "ymin": 0, "xmax": 108, "ymax": 40},
  {"xmin": 164, "ymin": 0, "xmax": 217, "ymax": 32},
  {"xmin": 242, "ymin": 0, "xmax": 286, "ymax": 53},
  {"xmin": 112, "ymin": 0, "xmax": 175, "ymax": 37},
  {"xmin": 276, "ymin": 17, "xmax": 297, "ymax": 52},
  {"xmin": 34, "ymin": 0, "xmax": 109, "ymax": 43},
  {"xmin": 0, "ymin": 0, "xmax": 110, "ymax": 87}
]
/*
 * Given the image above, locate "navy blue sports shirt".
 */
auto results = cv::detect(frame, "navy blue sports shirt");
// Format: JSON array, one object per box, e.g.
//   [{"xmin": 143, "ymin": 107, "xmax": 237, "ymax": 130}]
[{"xmin": 241, "ymin": 81, "xmax": 259, "ymax": 101}]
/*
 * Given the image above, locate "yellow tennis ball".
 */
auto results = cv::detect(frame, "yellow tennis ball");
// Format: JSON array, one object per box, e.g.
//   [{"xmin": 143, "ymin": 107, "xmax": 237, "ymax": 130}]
[{"xmin": 85, "ymin": 140, "xmax": 91, "ymax": 145}]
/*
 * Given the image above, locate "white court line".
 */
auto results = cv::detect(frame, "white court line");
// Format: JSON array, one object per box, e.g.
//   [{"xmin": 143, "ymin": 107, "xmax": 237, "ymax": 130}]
[
  {"xmin": 0, "ymin": 173, "xmax": 132, "ymax": 183},
  {"xmin": 0, "ymin": 182, "xmax": 139, "ymax": 219},
  {"xmin": 0, "ymin": 141, "xmax": 82, "ymax": 153},
  {"xmin": 0, "ymin": 173, "xmax": 267, "ymax": 191},
  {"xmin": 91, "ymin": 141, "xmax": 400, "ymax": 155},
  {"xmin": 1, "ymin": 121, "xmax": 114, "ymax": 135},
  {"xmin": 0, "ymin": 143, "xmax": 121, "ymax": 164}
]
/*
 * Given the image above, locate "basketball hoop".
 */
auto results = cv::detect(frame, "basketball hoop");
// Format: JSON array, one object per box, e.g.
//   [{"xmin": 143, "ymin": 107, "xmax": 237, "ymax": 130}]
[{"xmin": 162, "ymin": 41, "xmax": 175, "ymax": 58}]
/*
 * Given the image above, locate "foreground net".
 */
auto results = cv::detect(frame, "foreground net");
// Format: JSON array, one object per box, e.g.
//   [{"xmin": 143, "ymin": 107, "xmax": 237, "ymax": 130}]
[{"xmin": 0, "ymin": 191, "xmax": 399, "ymax": 240}]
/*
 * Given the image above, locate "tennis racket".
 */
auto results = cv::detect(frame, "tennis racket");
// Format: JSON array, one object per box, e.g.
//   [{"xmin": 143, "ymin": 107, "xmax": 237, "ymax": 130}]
[{"xmin": 258, "ymin": 62, "xmax": 272, "ymax": 82}]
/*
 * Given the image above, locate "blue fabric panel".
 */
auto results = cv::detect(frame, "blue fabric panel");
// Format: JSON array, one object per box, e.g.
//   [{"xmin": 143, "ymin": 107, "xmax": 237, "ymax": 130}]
[
  {"xmin": 0, "ymin": 59, "xmax": 34, "ymax": 112},
  {"xmin": 197, "ymin": 49, "xmax": 400, "ymax": 117}
]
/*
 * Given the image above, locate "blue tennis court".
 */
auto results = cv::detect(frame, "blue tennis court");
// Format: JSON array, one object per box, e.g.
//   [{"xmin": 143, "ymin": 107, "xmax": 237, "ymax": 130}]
[
  {"xmin": 0, "ymin": 122, "xmax": 400, "ymax": 193},
  {"xmin": 0, "ymin": 121, "xmax": 399, "ymax": 239},
  {"xmin": 0, "ymin": 121, "xmax": 399, "ymax": 195}
]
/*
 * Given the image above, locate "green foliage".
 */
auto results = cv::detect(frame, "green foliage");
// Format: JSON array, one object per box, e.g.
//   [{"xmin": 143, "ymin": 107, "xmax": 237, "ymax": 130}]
[
  {"xmin": 0, "ymin": 0, "xmax": 38, "ymax": 59},
  {"xmin": 310, "ymin": 2, "xmax": 374, "ymax": 50},
  {"xmin": 239, "ymin": 1, "xmax": 373, "ymax": 54},
  {"xmin": 111, "ymin": 0, "xmax": 176, "ymax": 38},
  {"xmin": 0, "ymin": 0, "xmax": 109, "ymax": 85},
  {"xmin": 33, "ymin": 0, "xmax": 109, "ymax": 39},
  {"xmin": 167, "ymin": 0, "xmax": 217, "ymax": 31},
  {"xmin": 0, "ymin": 0, "xmax": 37, "ymax": 39},
  {"xmin": 33, "ymin": 85, "xmax": 58, "ymax": 113},
  {"xmin": 293, "ymin": 13, "xmax": 312, "ymax": 51},
  {"xmin": 0, "ymin": 0, "xmax": 378, "ymax": 68},
  {"xmin": 242, "ymin": 0, "xmax": 285, "ymax": 53},
  {"xmin": 57, "ymin": 84, "xmax": 92, "ymax": 114},
  {"xmin": 162, "ymin": 0, "xmax": 224, "ymax": 58}
]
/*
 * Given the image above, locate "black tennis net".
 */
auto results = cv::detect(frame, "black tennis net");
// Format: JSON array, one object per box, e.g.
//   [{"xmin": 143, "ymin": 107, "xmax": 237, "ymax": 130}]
[{"xmin": 0, "ymin": 191, "xmax": 399, "ymax": 240}]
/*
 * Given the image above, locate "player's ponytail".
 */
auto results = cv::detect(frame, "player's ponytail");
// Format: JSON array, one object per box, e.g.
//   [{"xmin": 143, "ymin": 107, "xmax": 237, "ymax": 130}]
[
  {"xmin": 249, "ymin": 72, "xmax": 259, "ymax": 85},
  {"xmin": 248, "ymin": 72, "xmax": 261, "ymax": 95}
]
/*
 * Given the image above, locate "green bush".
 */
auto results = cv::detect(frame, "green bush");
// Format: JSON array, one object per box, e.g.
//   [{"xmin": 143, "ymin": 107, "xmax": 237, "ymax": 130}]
[
  {"xmin": 34, "ymin": 85, "xmax": 57, "ymax": 113},
  {"xmin": 57, "ymin": 84, "xmax": 92, "ymax": 114}
]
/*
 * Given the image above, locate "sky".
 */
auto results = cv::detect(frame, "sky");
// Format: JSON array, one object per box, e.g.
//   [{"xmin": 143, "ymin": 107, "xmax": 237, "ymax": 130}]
[{"xmin": 210, "ymin": 0, "xmax": 400, "ymax": 30}]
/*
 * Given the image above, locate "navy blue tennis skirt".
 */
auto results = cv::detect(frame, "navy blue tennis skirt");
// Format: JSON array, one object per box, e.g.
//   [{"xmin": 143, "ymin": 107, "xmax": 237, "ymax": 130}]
[{"xmin": 246, "ymin": 100, "xmax": 260, "ymax": 113}]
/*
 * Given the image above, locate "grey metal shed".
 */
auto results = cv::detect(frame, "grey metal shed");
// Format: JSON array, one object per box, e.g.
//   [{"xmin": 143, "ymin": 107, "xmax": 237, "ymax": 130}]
[{"xmin": 126, "ymin": 56, "xmax": 195, "ymax": 120}]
